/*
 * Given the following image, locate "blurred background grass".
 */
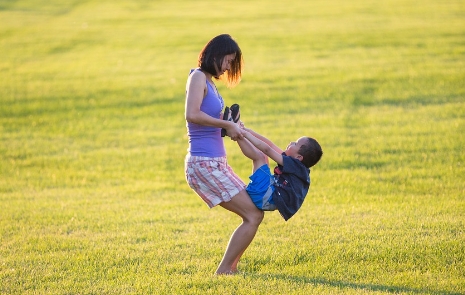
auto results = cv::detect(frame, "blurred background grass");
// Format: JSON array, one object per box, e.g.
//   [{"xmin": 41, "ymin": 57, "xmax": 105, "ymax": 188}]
[{"xmin": 1, "ymin": 0, "xmax": 464, "ymax": 294}]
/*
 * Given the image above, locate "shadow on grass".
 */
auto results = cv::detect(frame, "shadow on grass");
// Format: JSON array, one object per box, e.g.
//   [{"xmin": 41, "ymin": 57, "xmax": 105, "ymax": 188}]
[{"xmin": 248, "ymin": 273, "xmax": 462, "ymax": 295}]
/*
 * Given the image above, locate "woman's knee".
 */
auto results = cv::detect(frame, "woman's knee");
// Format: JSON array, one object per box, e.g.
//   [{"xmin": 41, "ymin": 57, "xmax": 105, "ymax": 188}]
[
  {"xmin": 256, "ymin": 210, "xmax": 265, "ymax": 224},
  {"xmin": 245, "ymin": 209, "xmax": 264, "ymax": 226},
  {"xmin": 221, "ymin": 190, "xmax": 264, "ymax": 225}
]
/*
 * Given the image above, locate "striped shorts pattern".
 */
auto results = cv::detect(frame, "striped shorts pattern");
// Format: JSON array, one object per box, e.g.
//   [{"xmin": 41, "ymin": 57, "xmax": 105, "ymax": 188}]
[{"xmin": 185, "ymin": 155, "xmax": 246, "ymax": 208}]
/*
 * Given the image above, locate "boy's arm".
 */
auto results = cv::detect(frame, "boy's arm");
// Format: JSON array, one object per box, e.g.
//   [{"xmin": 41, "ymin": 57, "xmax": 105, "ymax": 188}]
[
  {"xmin": 242, "ymin": 127, "xmax": 283, "ymax": 155},
  {"xmin": 243, "ymin": 130, "xmax": 284, "ymax": 166}
]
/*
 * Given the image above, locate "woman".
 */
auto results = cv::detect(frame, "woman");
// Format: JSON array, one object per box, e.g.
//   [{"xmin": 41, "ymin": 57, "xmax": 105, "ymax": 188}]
[{"xmin": 184, "ymin": 34, "xmax": 264, "ymax": 275}]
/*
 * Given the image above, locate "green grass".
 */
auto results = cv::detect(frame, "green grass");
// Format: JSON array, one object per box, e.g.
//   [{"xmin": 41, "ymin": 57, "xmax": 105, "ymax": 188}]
[{"xmin": 1, "ymin": 0, "xmax": 464, "ymax": 294}]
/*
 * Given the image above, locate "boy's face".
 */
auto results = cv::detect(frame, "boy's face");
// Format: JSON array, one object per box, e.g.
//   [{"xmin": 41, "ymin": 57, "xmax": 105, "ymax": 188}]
[{"xmin": 284, "ymin": 137, "xmax": 307, "ymax": 160}]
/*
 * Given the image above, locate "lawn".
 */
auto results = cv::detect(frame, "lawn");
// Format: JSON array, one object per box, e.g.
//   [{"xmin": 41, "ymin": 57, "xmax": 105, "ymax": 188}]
[{"xmin": 1, "ymin": 0, "xmax": 464, "ymax": 294}]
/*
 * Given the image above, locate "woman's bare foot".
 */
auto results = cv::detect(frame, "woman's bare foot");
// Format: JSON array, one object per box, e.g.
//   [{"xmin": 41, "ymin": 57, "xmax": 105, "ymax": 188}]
[{"xmin": 215, "ymin": 270, "xmax": 236, "ymax": 275}]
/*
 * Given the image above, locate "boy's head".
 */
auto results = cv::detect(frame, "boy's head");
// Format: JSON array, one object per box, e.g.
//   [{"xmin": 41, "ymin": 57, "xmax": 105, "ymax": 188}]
[{"xmin": 284, "ymin": 137, "xmax": 323, "ymax": 168}]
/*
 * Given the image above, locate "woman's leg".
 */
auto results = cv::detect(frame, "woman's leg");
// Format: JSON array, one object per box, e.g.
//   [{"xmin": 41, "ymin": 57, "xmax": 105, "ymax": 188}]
[{"xmin": 216, "ymin": 189, "xmax": 264, "ymax": 274}]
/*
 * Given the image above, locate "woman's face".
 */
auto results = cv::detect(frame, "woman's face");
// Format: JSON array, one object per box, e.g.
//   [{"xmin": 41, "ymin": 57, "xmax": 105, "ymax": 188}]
[{"xmin": 215, "ymin": 53, "xmax": 236, "ymax": 77}]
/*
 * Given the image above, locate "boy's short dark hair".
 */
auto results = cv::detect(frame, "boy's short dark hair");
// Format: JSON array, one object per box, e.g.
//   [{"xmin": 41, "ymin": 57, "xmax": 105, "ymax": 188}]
[{"xmin": 299, "ymin": 137, "xmax": 323, "ymax": 168}]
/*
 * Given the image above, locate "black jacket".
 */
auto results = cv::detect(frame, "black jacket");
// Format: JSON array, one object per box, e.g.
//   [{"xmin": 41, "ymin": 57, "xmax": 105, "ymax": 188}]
[{"xmin": 272, "ymin": 154, "xmax": 310, "ymax": 221}]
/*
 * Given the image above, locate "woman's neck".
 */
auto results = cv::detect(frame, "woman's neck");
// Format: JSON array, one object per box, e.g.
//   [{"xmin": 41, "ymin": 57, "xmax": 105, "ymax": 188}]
[
  {"xmin": 205, "ymin": 73, "xmax": 214, "ymax": 83},
  {"xmin": 199, "ymin": 68, "xmax": 215, "ymax": 83}
]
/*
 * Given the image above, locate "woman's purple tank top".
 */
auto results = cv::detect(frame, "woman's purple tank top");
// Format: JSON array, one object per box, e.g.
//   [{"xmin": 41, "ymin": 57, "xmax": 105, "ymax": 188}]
[{"xmin": 186, "ymin": 69, "xmax": 226, "ymax": 157}]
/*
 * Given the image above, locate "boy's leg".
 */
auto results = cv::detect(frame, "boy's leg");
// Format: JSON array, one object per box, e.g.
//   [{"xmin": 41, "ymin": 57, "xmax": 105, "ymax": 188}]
[{"xmin": 237, "ymin": 138, "xmax": 268, "ymax": 173}]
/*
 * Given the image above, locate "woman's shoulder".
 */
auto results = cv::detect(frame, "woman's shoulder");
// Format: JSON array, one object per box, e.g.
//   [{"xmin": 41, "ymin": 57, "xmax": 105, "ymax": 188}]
[
  {"xmin": 189, "ymin": 68, "xmax": 204, "ymax": 77},
  {"xmin": 188, "ymin": 68, "xmax": 207, "ymax": 82},
  {"xmin": 186, "ymin": 68, "xmax": 208, "ymax": 94}
]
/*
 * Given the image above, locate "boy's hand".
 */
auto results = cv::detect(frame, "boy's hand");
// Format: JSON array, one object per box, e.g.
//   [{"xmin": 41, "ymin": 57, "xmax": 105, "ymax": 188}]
[{"xmin": 238, "ymin": 121, "xmax": 252, "ymax": 134}]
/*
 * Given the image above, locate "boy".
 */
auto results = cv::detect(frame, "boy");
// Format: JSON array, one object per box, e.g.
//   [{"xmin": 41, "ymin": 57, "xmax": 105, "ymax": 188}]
[{"xmin": 237, "ymin": 123, "xmax": 323, "ymax": 221}]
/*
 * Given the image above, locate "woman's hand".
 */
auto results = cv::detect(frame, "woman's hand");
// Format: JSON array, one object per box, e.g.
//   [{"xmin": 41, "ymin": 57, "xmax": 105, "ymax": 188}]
[{"xmin": 225, "ymin": 121, "xmax": 244, "ymax": 141}]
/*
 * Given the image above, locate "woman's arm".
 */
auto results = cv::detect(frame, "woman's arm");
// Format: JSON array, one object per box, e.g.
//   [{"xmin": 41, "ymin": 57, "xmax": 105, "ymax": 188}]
[{"xmin": 185, "ymin": 71, "xmax": 243, "ymax": 139}]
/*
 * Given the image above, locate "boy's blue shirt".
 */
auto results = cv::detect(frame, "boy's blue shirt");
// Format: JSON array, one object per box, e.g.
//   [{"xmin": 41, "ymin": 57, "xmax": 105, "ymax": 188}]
[{"xmin": 272, "ymin": 154, "xmax": 310, "ymax": 221}]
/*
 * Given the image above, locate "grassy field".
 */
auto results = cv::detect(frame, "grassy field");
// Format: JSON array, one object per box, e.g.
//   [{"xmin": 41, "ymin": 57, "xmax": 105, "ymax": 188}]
[{"xmin": 1, "ymin": 0, "xmax": 464, "ymax": 294}]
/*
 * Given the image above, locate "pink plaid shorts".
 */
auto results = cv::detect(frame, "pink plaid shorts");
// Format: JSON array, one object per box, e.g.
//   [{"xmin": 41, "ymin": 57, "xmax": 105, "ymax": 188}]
[{"xmin": 185, "ymin": 155, "xmax": 246, "ymax": 208}]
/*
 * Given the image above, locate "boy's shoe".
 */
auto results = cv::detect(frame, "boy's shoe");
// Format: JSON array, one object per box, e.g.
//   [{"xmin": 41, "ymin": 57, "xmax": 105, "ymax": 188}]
[
  {"xmin": 221, "ymin": 106, "xmax": 230, "ymax": 137},
  {"xmin": 221, "ymin": 104, "xmax": 240, "ymax": 137},
  {"xmin": 230, "ymin": 104, "xmax": 240, "ymax": 123}
]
